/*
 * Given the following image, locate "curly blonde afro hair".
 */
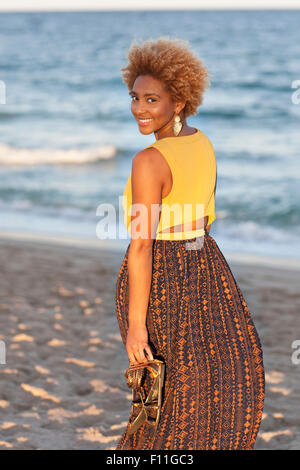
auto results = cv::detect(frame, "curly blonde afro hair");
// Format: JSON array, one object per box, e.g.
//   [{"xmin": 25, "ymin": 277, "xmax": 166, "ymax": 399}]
[{"xmin": 121, "ymin": 36, "xmax": 211, "ymax": 117}]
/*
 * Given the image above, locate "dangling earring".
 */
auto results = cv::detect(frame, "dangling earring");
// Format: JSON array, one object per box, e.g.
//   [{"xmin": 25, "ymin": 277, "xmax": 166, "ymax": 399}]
[{"xmin": 172, "ymin": 115, "xmax": 182, "ymax": 136}]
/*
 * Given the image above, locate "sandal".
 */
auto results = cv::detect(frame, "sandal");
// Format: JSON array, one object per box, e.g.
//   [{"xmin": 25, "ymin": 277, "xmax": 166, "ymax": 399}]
[{"xmin": 124, "ymin": 358, "xmax": 165, "ymax": 437}]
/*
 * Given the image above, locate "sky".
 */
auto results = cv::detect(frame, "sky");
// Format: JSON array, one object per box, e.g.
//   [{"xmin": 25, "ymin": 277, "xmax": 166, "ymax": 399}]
[{"xmin": 0, "ymin": 0, "xmax": 299, "ymax": 11}]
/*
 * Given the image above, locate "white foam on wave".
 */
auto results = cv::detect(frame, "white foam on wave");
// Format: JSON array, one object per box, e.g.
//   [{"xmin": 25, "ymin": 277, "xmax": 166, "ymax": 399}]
[
  {"xmin": 213, "ymin": 219, "xmax": 300, "ymax": 260},
  {"xmin": 0, "ymin": 144, "xmax": 117, "ymax": 165}
]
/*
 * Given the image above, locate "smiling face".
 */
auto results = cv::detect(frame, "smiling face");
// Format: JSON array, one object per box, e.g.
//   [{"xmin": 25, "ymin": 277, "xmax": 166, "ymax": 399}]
[{"xmin": 129, "ymin": 74, "xmax": 185, "ymax": 137}]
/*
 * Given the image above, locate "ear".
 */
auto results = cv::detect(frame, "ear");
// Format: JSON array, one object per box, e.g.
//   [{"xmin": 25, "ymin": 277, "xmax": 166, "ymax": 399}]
[{"xmin": 175, "ymin": 101, "xmax": 186, "ymax": 115}]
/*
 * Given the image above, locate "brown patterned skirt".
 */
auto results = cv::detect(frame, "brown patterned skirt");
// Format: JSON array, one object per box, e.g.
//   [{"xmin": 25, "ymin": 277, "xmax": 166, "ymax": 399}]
[{"xmin": 115, "ymin": 230, "xmax": 265, "ymax": 450}]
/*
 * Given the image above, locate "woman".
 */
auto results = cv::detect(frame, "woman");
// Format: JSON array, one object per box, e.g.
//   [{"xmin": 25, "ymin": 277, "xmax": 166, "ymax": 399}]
[{"xmin": 115, "ymin": 37, "xmax": 265, "ymax": 450}]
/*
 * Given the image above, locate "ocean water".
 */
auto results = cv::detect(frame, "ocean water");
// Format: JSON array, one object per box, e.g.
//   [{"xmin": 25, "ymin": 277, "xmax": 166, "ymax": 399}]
[{"xmin": 0, "ymin": 10, "xmax": 299, "ymax": 259}]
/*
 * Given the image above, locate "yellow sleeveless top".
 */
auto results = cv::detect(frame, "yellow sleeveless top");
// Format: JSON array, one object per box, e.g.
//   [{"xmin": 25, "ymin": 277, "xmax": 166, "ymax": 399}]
[{"xmin": 122, "ymin": 128, "xmax": 217, "ymax": 240}]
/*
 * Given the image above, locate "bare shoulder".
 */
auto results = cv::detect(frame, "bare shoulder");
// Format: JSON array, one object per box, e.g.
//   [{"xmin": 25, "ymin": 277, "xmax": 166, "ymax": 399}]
[
  {"xmin": 133, "ymin": 146, "xmax": 164, "ymax": 164},
  {"xmin": 132, "ymin": 147, "xmax": 170, "ymax": 178}
]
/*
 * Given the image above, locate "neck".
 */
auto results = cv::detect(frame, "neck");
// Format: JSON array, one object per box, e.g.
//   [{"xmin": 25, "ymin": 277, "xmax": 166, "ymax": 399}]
[{"xmin": 154, "ymin": 113, "xmax": 187, "ymax": 140}]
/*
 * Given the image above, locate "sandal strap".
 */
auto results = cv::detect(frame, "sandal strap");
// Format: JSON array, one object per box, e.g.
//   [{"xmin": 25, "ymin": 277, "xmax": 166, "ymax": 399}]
[{"xmin": 125, "ymin": 360, "xmax": 165, "ymax": 438}]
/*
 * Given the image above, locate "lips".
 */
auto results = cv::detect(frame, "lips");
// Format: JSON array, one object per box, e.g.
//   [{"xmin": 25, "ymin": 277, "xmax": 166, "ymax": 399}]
[{"xmin": 137, "ymin": 118, "xmax": 153, "ymax": 126}]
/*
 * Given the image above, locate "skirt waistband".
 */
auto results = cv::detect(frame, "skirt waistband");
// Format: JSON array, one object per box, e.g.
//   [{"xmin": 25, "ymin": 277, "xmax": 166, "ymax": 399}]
[{"xmin": 155, "ymin": 226, "xmax": 209, "ymax": 241}]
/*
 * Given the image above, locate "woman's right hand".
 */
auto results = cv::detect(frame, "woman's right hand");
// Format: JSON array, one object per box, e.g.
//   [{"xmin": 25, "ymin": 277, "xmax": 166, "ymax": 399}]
[{"xmin": 126, "ymin": 325, "xmax": 154, "ymax": 365}]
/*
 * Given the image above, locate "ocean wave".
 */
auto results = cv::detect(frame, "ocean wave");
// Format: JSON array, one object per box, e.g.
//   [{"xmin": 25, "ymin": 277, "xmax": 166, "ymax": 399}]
[
  {"xmin": 212, "ymin": 219, "xmax": 300, "ymax": 259},
  {"xmin": 200, "ymin": 109, "xmax": 245, "ymax": 119},
  {"xmin": 0, "ymin": 110, "xmax": 30, "ymax": 120},
  {"xmin": 0, "ymin": 144, "xmax": 117, "ymax": 165}
]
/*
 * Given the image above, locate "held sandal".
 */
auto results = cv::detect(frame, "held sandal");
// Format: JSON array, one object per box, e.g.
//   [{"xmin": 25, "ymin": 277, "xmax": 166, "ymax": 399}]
[{"xmin": 124, "ymin": 358, "xmax": 165, "ymax": 437}]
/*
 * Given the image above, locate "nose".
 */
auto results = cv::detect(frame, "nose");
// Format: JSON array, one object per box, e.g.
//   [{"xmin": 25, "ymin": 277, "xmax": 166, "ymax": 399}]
[{"xmin": 132, "ymin": 101, "xmax": 148, "ymax": 116}]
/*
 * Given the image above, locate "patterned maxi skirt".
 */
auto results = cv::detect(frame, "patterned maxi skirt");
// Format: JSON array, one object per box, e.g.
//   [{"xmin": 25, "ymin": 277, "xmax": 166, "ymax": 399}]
[{"xmin": 115, "ymin": 230, "xmax": 265, "ymax": 450}]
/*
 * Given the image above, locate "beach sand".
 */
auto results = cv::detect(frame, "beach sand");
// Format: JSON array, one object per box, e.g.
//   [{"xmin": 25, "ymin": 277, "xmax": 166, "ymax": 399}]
[{"xmin": 0, "ymin": 231, "xmax": 299, "ymax": 450}]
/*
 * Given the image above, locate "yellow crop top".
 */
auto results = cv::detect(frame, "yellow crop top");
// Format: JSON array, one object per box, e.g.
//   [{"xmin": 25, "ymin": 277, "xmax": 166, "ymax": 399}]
[{"xmin": 122, "ymin": 128, "xmax": 217, "ymax": 240}]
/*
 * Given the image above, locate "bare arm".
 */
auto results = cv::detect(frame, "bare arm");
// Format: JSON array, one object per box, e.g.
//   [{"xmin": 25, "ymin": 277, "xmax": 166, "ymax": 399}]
[
  {"xmin": 126, "ymin": 148, "xmax": 163, "ymax": 364},
  {"xmin": 128, "ymin": 245, "xmax": 153, "ymax": 328}
]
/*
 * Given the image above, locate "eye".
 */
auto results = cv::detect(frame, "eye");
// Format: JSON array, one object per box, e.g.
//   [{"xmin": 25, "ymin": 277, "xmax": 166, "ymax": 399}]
[{"xmin": 130, "ymin": 96, "xmax": 156, "ymax": 102}]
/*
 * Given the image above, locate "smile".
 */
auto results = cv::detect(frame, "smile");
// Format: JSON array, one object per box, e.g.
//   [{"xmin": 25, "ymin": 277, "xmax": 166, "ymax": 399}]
[{"xmin": 138, "ymin": 118, "xmax": 153, "ymax": 126}]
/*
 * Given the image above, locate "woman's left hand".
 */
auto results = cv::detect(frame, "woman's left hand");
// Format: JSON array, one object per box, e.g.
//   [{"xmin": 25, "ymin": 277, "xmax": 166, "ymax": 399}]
[{"xmin": 126, "ymin": 325, "xmax": 154, "ymax": 365}]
